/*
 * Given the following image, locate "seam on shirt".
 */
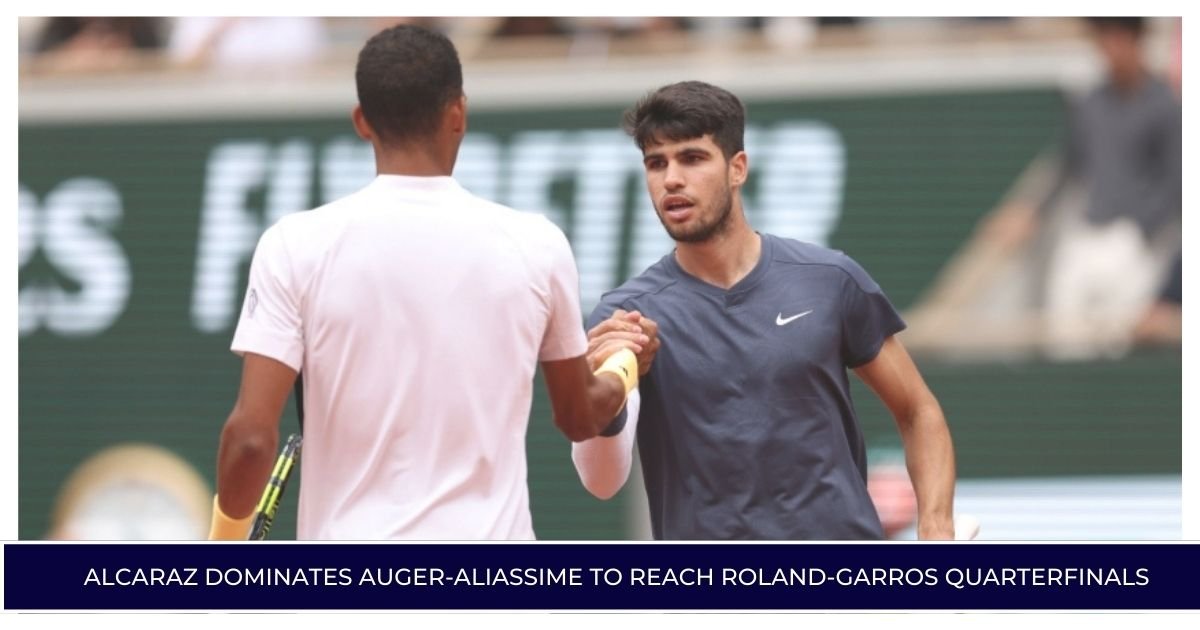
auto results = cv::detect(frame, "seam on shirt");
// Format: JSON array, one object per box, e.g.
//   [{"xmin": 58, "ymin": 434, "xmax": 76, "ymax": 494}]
[
  {"xmin": 290, "ymin": 192, "xmax": 362, "ymax": 315},
  {"xmin": 600, "ymin": 275, "xmax": 680, "ymax": 307},
  {"xmin": 771, "ymin": 258, "xmax": 881, "ymax": 296}
]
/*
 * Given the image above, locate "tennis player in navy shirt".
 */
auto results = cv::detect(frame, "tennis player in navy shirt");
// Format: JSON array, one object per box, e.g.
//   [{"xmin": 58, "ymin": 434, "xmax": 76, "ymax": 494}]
[{"xmin": 571, "ymin": 81, "xmax": 957, "ymax": 540}]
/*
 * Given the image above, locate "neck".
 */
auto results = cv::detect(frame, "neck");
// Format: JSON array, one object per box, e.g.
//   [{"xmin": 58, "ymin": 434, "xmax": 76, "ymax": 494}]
[
  {"xmin": 1112, "ymin": 65, "xmax": 1147, "ymax": 93},
  {"xmin": 373, "ymin": 140, "xmax": 454, "ymax": 177},
  {"xmin": 673, "ymin": 207, "xmax": 761, "ymax": 290}
]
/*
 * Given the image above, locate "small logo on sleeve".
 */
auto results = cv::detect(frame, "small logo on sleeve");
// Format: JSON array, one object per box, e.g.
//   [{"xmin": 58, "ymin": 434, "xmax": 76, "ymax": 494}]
[{"xmin": 247, "ymin": 288, "xmax": 258, "ymax": 318}]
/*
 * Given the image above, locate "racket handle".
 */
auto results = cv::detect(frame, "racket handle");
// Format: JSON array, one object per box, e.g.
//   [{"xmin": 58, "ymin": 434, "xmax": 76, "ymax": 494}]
[
  {"xmin": 248, "ymin": 511, "xmax": 271, "ymax": 541},
  {"xmin": 247, "ymin": 434, "xmax": 303, "ymax": 540}
]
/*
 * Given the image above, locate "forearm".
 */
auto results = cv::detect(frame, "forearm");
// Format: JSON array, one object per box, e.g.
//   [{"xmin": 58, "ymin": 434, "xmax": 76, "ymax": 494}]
[
  {"xmin": 553, "ymin": 371, "xmax": 625, "ymax": 442},
  {"xmin": 549, "ymin": 347, "xmax": 637, "ymax": 442},
  {"xmin": 897, "ymin": 400, "xmax": 956, "ymax": 539},
  {"xmin": 584, "ymin": 372, "xmax": 630, "ymax": 437},
  {"xmin": 215, "ymin": 411, "xmax": 279, "ymax": 518},
  {"xmin": 572, "ymin": 389, "xmax": 640, "ymax": 499}
]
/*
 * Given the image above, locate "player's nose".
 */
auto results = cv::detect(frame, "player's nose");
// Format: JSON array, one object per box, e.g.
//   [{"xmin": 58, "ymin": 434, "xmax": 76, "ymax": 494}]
[{"xmin": 663, "ymin": 162, "xmax": 686, "ymax": 190}]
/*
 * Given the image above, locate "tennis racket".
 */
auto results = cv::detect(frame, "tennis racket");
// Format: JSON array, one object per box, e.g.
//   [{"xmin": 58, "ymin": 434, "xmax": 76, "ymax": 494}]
[{"xmin": 247, "ymin": 433, "xmax": 303, "ymax": 540}]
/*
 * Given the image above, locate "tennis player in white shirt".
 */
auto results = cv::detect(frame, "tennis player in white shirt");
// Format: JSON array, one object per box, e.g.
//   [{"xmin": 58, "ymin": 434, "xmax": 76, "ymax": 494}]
[{"xmin": 207, "ymin": 25, "xmax": 641, "ymax": 540}]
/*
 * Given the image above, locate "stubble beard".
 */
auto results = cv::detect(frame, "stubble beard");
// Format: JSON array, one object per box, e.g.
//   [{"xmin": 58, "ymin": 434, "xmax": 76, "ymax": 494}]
[{"xmin": 659, "ymin": 183, "xmax": 735, "ymax": 244}]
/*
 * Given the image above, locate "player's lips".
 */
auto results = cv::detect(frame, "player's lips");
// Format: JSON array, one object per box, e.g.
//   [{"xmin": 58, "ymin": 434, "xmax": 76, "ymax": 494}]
[{"xmin": 660, "ymin": 195, "xmax": 696, "ymax": 222}]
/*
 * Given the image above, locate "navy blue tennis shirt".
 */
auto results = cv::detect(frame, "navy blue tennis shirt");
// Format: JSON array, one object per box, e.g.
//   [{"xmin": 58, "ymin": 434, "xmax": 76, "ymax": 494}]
[{"xmin": 587, "ymin": 233, "xmax": 905, "ymax": 540}]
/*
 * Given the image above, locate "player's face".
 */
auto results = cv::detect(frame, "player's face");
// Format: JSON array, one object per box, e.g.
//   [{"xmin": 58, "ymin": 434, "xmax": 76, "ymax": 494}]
[
  {"xmin": 641, "ymin": 134, "xmax": 744, "ymax": 244},
  {"xmin": 1092, "ymin": 27, "xmax": 1141, "ymax": 83}
]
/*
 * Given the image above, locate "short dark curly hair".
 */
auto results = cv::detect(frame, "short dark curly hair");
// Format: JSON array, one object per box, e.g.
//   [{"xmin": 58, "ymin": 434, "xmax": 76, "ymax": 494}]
[
  {"xmin": 1085, "ymin": 17, "xmax": 1146, "ymax": 37},
  {"xmin": 622, "ymin": 81, "xmax": 745, "ymax": 159},
  {"xmin": 355, "ymin": 25, "xmax": 463, "ymax": 146}
]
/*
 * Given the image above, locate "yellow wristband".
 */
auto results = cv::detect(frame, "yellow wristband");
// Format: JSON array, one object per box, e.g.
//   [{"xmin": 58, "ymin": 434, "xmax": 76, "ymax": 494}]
[
  {"xmin": 208, "ymin": 495, "xmax": 254, "ymax": 540},
  {"xmin": 595, "ymin": 348, "xmax": 638, "ymax": 395}
]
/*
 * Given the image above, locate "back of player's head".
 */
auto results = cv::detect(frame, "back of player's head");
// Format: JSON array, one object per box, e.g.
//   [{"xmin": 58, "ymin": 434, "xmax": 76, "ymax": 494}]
[
  {"xmin": 355, "ymin": 25, "xmax": 463, "ymax": 146},
  {"xmin": 1086, "ymin": 16, "xmax": 1146, "ymax": 38},
  {"xmin": 622, "ymin": 81, "xmax": 745, "ymax": 159}
]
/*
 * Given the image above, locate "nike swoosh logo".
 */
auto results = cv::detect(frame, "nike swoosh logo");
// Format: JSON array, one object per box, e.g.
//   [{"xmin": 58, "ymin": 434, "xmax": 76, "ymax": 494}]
[{"xmin": 776, "ymin": 310, "xmax": 813, "ymax": 326}]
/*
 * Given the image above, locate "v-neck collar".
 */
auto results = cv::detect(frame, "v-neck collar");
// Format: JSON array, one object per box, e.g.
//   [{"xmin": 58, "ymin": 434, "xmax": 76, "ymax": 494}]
[{"xmin": 664, "ymin": 232, "xmax": 773, "ymax": 298}]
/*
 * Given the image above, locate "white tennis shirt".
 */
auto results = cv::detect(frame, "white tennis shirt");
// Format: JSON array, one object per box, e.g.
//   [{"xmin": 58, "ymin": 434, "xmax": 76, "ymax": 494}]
[{"xmin": 230, "ymin": 175, "xmax": 587, "ymax": 539}]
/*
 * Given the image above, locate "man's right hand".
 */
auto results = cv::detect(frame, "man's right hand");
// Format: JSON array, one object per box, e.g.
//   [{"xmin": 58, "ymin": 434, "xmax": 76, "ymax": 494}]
[{"xmin": 587, "ymin": 309, "xmax": 661, "ymax": 376}]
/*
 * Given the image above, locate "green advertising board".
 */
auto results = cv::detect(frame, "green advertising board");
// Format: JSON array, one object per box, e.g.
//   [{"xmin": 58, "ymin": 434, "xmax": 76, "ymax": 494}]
[{"xmin": 18, "ymin": 87, "xmax": 1180, "ymax": 540}]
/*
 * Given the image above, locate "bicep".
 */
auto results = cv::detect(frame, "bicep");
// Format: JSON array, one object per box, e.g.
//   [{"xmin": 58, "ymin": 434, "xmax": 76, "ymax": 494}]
[
  {"xmin": 852, "ymin": 336, "xmax": 932, "ymax": 420},
  {"xmin": 231, "ymin": 352, "xmax": 298, "ymax": 425}
]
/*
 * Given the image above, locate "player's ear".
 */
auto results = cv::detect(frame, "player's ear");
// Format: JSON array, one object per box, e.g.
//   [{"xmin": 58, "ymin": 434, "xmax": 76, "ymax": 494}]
[
  {"xmin": 728, "ymin": 150, "xmax": 748, "ymax": 188},
  {"xmin": 351, "ymin": 104, "xmax": 375, "ymax": 142},
  {"xmin": 445, "ymin": 93, "xmax": 467, "ymax": 136}
]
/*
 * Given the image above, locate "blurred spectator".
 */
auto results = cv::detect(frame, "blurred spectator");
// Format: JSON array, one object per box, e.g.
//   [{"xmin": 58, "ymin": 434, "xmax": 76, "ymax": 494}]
[
  {"xmin": 574, "ymin": 16, "xmax": 684, "ymax": 38},
  {"xmin": 817, "ymin": 17, "xmax": 862, "ymax": 27},
  {"xmin": 370, "ymin": 16, "xmax": 443, "ymax": 32},
  {"xmin": 169, "ymin": 17, "xmax": 328, "ymax": 73},
  {"xmin": 867, "ymin": 462, "xmax": 918, "ymax": 539},
  {"xmin": 1130, "ymin": 19, "xmax": 1184, "ymax": 348},
  {"xmin": 1169, "ymin": 17, "xmax": 1181, "ymax": 96},
  {"xmin": 760, "ymin": 17, "xmax": 820, "ymax": 51},
  {"xmin": 493, "ymin": 17, "xmax": 568, "ymax": 38},
  {"xmin": 558, "ymin": 17, "xmax": 687, "ymax": 57},
  {"xmin": 491, "ymin": 17, "xmax": 687, "ymax": 40},
  {"xmin": 48, "ymin": 444, "xmax": 211, "ymax": 540},
  {"xmin": 623, "ymin": 17, "xmax": 686, "ymax": 36},
  {"xmin": 32, "ymin": 17, "xmax": 164, "ymax": 72},
  {"xmin": 1132, "ymin": 254, "xmax": 1182, "ymax": 345},
  {"xmin": 360, "ymin": 18, "xmax": 503, "ymax": 60},
  {"xmin": 982, "ymin": 17, "xmax": 1181, "ymax": 358}
]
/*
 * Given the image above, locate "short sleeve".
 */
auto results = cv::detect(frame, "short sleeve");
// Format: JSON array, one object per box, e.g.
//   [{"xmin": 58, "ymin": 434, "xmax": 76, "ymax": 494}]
[
  {"xmin": 537, "ymin": 221, "xmax": 588, "ymax": 362},
  {"xmin": 230, "ymin": 224, "xmax": 304, "ymax": 371},
  {"xmin": 585, "ymin": 294, "xmax": 625, "ymax": 330},
  {"xmin": 839, "ymin": 254, "xmax": 906, "ymax": 368}
]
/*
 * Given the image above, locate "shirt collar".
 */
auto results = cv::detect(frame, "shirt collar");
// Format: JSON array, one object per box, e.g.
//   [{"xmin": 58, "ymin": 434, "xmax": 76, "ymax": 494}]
[{"xmin": 368, "ymin": 174, "xmax": 463, "ymax": 194}]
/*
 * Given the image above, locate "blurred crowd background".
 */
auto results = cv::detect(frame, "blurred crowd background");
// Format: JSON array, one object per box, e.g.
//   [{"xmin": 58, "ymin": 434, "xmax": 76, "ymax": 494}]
[
  {"xmin": 17, "ymin": 17, "xmax": 1180, "ymax": 75},
  {"xmin": 18, "ymin": 16, "xmax": 1182, "ymax": 541}
]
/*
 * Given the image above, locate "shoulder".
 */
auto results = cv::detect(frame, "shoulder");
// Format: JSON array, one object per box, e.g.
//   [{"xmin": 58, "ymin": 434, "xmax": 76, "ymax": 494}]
[
  {"xmin": 452, "ymin": 195, "xmax": 580, "ymax": 287},
  {"xmin": 455, "ymin": 191, "xmax": 569, "ymax": 247},
  {"xmin": 586, "ymin": 255, "xmax": 677, "ymax": 325},
  {"xmin": 766, "ymin": 234, "xmax": 880, "ymax": 292},
  {"xmin": 600, "ymin": 254, "xmax": 678, "ymax": 307},
  {"xmin": 258, "ymin": 186, "xmax": 390, "ymax": 268},
  {"xmin": 506, "ymin": 207, "xmax": 570, "ymax": 248},
  {"xmin": 768, "ymin": 234, "xmax": 847, "ymax": 266},
  {"xmin": 1144, "ymin": 77, "xmax": 1181, "ymax": 113},
  {"xmin": 1144, "ymin": 75, "xmax": 1175, "ymax": 98},
  {"xmin": 275, "ymin": 187, "xmax": 373, "ymax": 233}
]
